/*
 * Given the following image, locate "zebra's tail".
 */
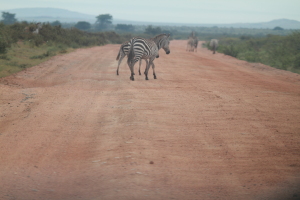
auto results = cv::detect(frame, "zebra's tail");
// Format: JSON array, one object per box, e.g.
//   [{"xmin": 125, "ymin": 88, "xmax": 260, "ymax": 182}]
[
  {"xmin": 116, "ymin": 51, "xmax": 120, "ymax": 60},
  {"xmin": 116, "ymin": 45, "xmax": 123, "ymax": 60},
  {"xmin": 127, "ymin": 41, "xmax": 135, "ymax": 66}
]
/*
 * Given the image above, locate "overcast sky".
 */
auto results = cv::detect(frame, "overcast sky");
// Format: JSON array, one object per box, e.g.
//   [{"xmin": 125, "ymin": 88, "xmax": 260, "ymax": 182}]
[{"xmin": 1, "ymin": 0, "xmax": 300, "ymax": 24}]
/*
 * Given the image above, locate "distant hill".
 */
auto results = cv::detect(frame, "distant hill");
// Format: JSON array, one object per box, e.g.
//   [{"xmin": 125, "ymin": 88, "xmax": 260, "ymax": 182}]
[
  {"xmin": 214, "ymin": 19, "xmax": 300, "ymax": 29},
  {"xmin": 1, "ymin": 7, "xmax": 96, "ymax": 23},
  {"xmin": 1, "ymin": 8, "xmax": 300, "ymax": 29}
]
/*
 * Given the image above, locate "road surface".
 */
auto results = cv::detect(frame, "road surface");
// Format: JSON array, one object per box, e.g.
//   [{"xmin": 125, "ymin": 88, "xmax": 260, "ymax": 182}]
[{"xmin": 0, "ymin": 40, "xmax": 300, "ymax": 200}]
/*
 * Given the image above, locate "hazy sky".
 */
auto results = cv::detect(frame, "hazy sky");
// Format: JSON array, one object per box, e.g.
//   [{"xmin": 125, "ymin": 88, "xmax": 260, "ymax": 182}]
[{"xmin": 1, "ymin": 0, "xmax": 300, "ymax": 24}]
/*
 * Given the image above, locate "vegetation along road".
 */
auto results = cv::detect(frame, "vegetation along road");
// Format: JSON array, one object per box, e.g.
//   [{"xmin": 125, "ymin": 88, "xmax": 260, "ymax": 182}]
[{"xmin": 0, "ymin": 40, "xmax": 300, "ymax": 200}]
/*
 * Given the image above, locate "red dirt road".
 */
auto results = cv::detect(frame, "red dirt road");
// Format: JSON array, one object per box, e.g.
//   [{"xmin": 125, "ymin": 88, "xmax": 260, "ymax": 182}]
[{"xmin": 0, "ymin": 40, "xmax": 300, "ymax": 200}]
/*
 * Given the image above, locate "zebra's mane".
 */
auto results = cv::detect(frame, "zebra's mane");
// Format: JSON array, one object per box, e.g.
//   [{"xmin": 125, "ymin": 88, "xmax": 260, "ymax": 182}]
[{"xmin": 152, "ymin": 34, "xmax": 168, "ymax": 41}]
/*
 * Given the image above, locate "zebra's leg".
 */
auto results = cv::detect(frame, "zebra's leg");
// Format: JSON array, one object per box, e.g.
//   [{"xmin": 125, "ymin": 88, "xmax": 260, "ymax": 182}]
[
  {"xmin": 143, "ymin": 59, "xmax": 149, "ymax": 75},
  {"xmin": 129, "ymin": 61, "xmax": 137, "ymax": 81},
  {"xmin": 130, "ymin": 64, "xmax": 135, "ymax": 81},
  {"xmin": 145, "ymin": 58, "xmax": 155, "ymax": 80},
  {"xmin": 144, "ymin": 61, "xmax": 151, "ymax": 80},
  {"xmin": 138, "ymin": 59, "xmax": 142, "ymax": 75},
  {"xmin": 117, "ymin": 53, "xmax": 125, "ymax": 75},
  {"xmin": 152, "ymin": 62, "xmax": 157, "ymax": 79}
]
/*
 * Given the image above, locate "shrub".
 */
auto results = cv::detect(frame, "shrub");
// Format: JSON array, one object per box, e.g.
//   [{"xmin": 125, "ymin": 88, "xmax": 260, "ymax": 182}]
[
  {"xmin": 212, "ymin": 31, "xmax": 300, "ymax": 73},
  {"xmin": 221, "ymin": 44, "xmax": 239, "ymax": 57}
]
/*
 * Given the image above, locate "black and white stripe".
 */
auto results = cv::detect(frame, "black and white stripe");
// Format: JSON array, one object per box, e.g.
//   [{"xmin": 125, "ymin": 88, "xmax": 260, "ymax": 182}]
[
  {"xmin": 116, "ymin": 41, "xmax": 143, "ymax": 75},
  {"xmin": 127, "ymin": 34, "xmax": 170, "ymax": 81}
]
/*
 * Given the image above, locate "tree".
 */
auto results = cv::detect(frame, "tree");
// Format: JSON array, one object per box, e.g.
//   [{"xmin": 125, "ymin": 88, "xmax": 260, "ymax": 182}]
[
  {"xmin": 144, "ymin": 25, "xmax": 162, "ymax": 35},
  {"xmin": 1, "ymin": 12, "xmax": 17, "ymax": 25},
  {"xmin": 273, "ymin": 26, "xmax": 284, "ymax": 30},
  {"xmin": 95, "ymin": 14, "xmax": 112, "ymax": 30},
  {"xmin": 51, "ymin": 20, "xmax": 61, "ymax": 27},
  {"xmin": 75, "ymin": 21, "xmax": 91, "ymax": 30},
  {"xmin": 115, "ymin": 24, "xmax": 134, "ymax": 32}
]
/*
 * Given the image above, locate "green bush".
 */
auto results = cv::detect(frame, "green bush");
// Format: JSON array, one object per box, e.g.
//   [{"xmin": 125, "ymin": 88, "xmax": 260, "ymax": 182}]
[
  {"xmin": 1, "ymin": 22, "xmax": 123, "ymax": 52},
  {"xmin": 212, "ymin": 31, "xmax": 300, "ymax": 73},
  {"xmin": 221, "ymin": 44, "xmax": 239, "ymax": 57}
]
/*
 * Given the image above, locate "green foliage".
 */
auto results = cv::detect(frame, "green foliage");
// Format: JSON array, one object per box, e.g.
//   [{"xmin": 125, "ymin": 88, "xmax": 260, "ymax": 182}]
[
  {"xmin": 0, "ymin": 21, "xmax": 125, "ymax": 77},
  {"xmin": 273, "ymin": 26, "xmax": 284, "ymax": 30},
  {"xmin": 221, "ymin": 44, "xmax": 239, "ymax": 58},
  {"xmin": 211, "ymin": 31, "xmax": 300, "ymax": 73},
  {"xmin": 51, "ymin": 20, "xmax": 62, "ymax": 27},
  {"xmin": 1, "ymin": 12, "xmax": 17, "ymax": 25},
  {"xmin": 0, "ymin": 36, "xmax": 8, "ymax": 54},
  {"xmin": 144, "ymin": 25, "xmax": 162, "ymax": 35},
  {"xmin": 115, "ymin": 24, "xmax": 134, "ymax": 32},
  {"xmin": 95, "ymin": 14, "xmax": 113, "ymax": 30},
  {"xmin": 75, "ymin": 21, "xmax": 91, "ymax": 30}
]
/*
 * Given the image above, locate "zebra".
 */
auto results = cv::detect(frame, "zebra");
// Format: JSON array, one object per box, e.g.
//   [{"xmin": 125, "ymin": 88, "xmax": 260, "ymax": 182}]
[
  {"xmin": 186, "ymin": 31, "xmax": 199, "ymax": 52},
  {"xmin": 193, "ymin": 37, "xmax": 199, "ymax": 52},
  {"xmin": 127, "ymin": 33, "xmax": 170, "ymax": 81},
  {"xmin": 116, "ymin": 41, "xmax": 145, "ymax": 76},
  {"xmin": 24, "ymin": 23, "xmax": 43, "ymax": 34},
  {"xmin": 116, "ymin": 34, "xmax": 170, "ymax": 76},
  {"xmin": 210, "ymin": 39, "xmax": 219, "ymax": 54},
  {"xmin": 186, "ymin": 37, "xmax": 195, "ymax": 52},
  {"xmin": 32, "ymin": 23, "xmax": 42, "ymax": 34}
]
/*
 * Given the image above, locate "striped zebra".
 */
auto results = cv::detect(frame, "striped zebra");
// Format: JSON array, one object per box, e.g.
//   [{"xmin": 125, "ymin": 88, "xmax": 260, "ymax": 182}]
[
  {"xmin": 116, "ymin": 34, "xmax": 170, "ymax": 76},
  {"xmin": 127, "ymin": 33, "xmax": 170, "ymax": 81},
  {"xmin": 116, "ymin": 41, "xmax": 144, "ymax": 76},
  {"xmin": 186, "ymin": 37, "xmax": 194, "ymax": 52}
]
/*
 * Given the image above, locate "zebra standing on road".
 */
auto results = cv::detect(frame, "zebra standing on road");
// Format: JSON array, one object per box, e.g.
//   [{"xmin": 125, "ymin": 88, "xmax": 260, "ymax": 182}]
[
  {"xmin": 116, "ymin": 41, "xmax": 144, "ymax": 75},
  {"xmin": 186, "ymin": 31, "xmax": 199, "ymax": 52},
  {"xmin": 127, "ymin": 33, "xmax": 171, "ymax": 81},
  {"xmin": 193, "ymin": 37, "xmax": 199, "ymax": 52},
  {"xmin": 186, "ymin": 37, "xmax": 195, "ymax": 52},
  {"xmin": 210, "ymin": 39, "xmax": 219, "ymax": 54}
]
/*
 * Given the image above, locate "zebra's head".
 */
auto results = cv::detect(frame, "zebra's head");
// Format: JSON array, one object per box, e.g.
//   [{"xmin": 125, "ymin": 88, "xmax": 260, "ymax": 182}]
[
  {"xmin": 161, "ymin": 34, "xmax": 170, "ymax": 55},
  {"xmin": 153, "ymin": 34, "xmax": 171, "ymax": 55}
]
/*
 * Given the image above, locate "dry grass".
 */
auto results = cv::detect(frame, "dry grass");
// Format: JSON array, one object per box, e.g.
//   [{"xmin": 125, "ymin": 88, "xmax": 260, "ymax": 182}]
[{"xmin": 0, "ymin": 41, "xmax": 73, "ymax": 78}]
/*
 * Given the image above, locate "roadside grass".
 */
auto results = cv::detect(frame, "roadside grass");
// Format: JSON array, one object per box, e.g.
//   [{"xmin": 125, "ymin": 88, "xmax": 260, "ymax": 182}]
[
  {"xmin": 0, "ymin": 22, "xmax": 126, "ymax": 78},
  {"xmin": 204, "ymin": 31, "xmax": 300, "ymax": 74},
  {"xmin": 0, "ymin": 41, "xmax": 72, "ymax": 78}
]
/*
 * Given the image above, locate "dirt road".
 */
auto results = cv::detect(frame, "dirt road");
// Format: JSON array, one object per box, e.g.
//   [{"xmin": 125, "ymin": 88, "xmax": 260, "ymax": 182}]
[{"xmin": 0, "ymin": 40, "xmax": 300, "ymax": 200}]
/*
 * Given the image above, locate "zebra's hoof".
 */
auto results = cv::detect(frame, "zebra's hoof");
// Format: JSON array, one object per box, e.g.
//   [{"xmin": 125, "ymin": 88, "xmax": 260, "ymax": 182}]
[{"xmin": 154, "ymin": 76, "xmax": 157, "ymax": 79}]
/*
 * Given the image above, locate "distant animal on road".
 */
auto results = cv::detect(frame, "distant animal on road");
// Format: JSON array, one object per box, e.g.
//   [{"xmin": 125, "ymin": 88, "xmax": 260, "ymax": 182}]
[
  {"xmin": 186, "ymin": 31, "xmax": 199, "ymax": 52},
  {"xmin": 186, "ymin": 37, "xmax": 195, "ymax": 52},
  {"xmin": 193, "ymin": 37, "xmax": 199, "ymax": 52},
  {"xmin": 209, "ymin": 39, "xmax": 218, "ymax": 54}
]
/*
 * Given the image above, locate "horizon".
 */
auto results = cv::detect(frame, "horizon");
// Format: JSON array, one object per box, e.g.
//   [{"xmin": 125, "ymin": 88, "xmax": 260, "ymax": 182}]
[{"xmin": 1, "ymin": 0, "xmax": 300, "ymax": 24}]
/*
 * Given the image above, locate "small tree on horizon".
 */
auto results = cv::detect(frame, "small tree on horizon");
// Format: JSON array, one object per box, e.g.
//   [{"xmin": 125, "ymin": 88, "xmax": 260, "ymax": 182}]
[
  {"xmin": 75, "ymin": 21, "xmax": 91, "ymax": 30},
  {"xmin": 95, "ymin": 14, "xmax": 112, "ymax": 30},
  {"xmin": 1, "ymin": 12, "xmax": 17, "ymax": 25},
  {"xmin": 273, "ymin": 26, "xmax": 284, "ymax": 30},
  {"xmin": 51, "ymin": 20, "xmax": 62, "ymax": 27},
  {"xmin": 115, "ymin": 24, "xmax": 134, "ymax": 32},
  {"xmin": 144, "ymin": 25, "xmax": 162, "ymax": 35}
]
